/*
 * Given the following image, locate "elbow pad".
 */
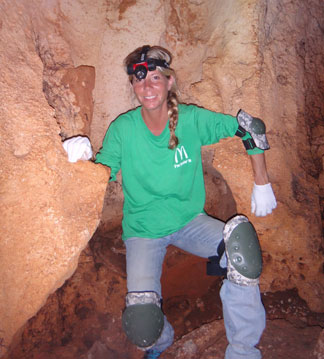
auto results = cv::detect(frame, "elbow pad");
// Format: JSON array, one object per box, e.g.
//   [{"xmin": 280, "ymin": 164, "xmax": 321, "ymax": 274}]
[{"xmin": 235, "ymin": 109, "xmax": 270, "ymax": 150}]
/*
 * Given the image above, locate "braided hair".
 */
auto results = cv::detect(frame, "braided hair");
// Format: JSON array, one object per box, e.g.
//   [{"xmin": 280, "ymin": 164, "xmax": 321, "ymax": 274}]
[{"xmin": 124, "ymin": 45, "xmax": 180, "ymax": 150}]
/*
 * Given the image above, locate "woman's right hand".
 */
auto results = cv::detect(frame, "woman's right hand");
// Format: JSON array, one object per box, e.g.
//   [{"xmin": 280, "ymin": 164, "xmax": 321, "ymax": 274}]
[{"xmin": 62, "ymin": 136, "xmax": 93, "ymax": 163}]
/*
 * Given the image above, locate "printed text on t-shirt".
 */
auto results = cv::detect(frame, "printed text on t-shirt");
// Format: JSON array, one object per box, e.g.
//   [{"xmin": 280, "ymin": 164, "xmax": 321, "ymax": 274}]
[{"xmin": 174, "ymin": 145, "xmax": 192, "ymax": 168}]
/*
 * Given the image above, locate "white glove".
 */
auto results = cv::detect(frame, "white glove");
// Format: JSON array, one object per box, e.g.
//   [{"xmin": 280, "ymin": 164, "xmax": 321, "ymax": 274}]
[
  {"xmin": 251, "ymin": 182, "xmax": 277, "ymax": 217},
  {"xmin": 62, "ymin": 136, "xmax": 93, "ymax": 163}
]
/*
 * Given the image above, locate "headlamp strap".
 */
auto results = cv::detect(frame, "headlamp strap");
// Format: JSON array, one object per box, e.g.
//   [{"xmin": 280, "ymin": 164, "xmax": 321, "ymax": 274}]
[
  {"xmin": 127, "ymin": 46, "xmax": 170, "ymax": 78},
  {"xmin": 140, "ymin": 46, "xmax": 150, "ymax": 62}
]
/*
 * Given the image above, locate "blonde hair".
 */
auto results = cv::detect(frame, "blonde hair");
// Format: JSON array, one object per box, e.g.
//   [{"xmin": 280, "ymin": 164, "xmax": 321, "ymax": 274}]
[{"xmin": 124, "ymin": 45, "xmax": 180, "ymax": 149}]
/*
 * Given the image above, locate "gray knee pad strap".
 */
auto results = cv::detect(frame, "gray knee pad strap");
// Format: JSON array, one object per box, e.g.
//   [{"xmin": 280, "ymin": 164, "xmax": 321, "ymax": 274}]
[
  {"xmin": 223, "ymin": 215, "xmax": 262, "ymax": 286},
  {"xmin": 122, "ymin": 291, "xmax": 164, "ymax": 349}
]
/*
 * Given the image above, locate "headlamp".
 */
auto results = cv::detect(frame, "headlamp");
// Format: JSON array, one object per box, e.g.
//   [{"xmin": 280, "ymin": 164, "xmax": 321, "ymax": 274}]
[{"xmin": 127, "ymin": 46, "xmax": 170, "ymax": 80}]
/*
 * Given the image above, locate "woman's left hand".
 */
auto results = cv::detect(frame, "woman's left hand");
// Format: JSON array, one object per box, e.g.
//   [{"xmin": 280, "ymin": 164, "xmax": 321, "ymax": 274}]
[{"xmin": 251, "ymin": 182, "xmax": 277, "ymax": 216}]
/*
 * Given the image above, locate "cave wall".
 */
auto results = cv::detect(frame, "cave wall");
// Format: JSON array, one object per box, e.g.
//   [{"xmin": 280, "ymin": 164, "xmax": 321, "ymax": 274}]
[
  {"xmin": 0, "ymin": 0, "xmax": 110, "ymax": 355},
  {"xmin": 257, "ymin": 0, "xmax": 324, "ymax": 309},
  {"xmin": 1, "ymin": 0, "xmax": 324, "ymax": 356}
]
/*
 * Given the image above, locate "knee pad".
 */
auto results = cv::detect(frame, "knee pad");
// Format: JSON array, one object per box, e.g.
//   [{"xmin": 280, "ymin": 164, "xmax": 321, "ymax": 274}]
[
  {"xmin": 122, "ymin": 291, "xmax": 164, "ymax": 349},
  {"xmin": 223, "ymin": 215, "xmax": 262, "ymax": 286}
]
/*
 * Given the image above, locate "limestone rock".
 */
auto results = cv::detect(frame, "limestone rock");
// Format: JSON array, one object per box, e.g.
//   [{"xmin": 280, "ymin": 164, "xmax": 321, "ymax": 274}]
[
  {"xmin": 43, "ymin": 65, "xmax": 96, "ymax": 139},
  {"xmin": 0, "ymin": 0, "xmax": 109, "ymax": 355},
  {"xmin": 1, "ymin": 0, "xmax": 324, "ymax": 356}
]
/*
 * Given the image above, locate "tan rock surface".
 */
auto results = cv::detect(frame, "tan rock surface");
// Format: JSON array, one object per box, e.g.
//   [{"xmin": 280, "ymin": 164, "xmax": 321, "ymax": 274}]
[
  {"xmin": 183, "ymin": 0, "xmax": 324, "ymax": 311},
  {"xmin": 1, "ymin": 0, "xmax": 324, "ymax": 356},
  {"xmin": 0, "ymin": 0, "xmax": 109, "ymax": 355}
]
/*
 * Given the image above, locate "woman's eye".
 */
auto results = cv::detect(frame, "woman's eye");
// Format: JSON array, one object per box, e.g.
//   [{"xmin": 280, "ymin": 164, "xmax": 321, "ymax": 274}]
[{"xmin": 133, "ymin": 77, "xmax": 141, "ymax": 85}]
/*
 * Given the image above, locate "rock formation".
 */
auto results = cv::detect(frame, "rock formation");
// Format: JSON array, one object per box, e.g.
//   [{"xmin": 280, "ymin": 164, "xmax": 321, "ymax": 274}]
[
  {"xmin": 0, "ymin": 0, "xmax": 323, "ymax": 357},
  {"xmin": 0, "ymin": 0, "xmax": 109, "ymax": 355}
]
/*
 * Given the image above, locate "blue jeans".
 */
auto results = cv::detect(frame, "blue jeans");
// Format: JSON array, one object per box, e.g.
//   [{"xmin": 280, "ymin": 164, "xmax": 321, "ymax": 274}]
[{"xmin": 125, "ymin": 214, "xmax": 265, "ymax": 358}]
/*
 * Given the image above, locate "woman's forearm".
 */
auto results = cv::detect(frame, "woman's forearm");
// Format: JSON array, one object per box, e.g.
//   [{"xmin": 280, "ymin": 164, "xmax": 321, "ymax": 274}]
[{"xmin": 249, "ymin": 153, "xmax": 269, "ymax": 185}]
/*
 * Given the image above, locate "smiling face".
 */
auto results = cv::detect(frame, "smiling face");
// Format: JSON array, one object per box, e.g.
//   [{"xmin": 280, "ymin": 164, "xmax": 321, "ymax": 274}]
[{"xmin": 132, "ymin": 70, "xmax": 174, "ymax": 113}]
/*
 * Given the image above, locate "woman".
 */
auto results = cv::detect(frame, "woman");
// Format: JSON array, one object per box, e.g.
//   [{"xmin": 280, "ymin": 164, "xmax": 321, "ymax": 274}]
[{"xmin": 63, "ymin": 45, "xmax": 277, "ymax": 359}]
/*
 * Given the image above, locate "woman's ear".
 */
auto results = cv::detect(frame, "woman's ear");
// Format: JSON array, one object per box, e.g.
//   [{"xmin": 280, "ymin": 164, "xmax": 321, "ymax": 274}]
[{"xmin": 167, "ymin": 75, "xmax": 175, "ymax": 91}]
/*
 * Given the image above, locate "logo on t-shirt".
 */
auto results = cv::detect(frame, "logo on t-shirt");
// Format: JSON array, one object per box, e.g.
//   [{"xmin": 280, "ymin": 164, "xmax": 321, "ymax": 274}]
[{"xmin": 174, "ymin": 145, "xmax": 192, "ymax": 168}]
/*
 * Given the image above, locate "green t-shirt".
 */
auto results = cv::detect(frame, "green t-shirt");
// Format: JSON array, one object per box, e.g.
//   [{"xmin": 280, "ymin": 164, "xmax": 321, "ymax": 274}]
[{"xmin": 95, "ymin": 104, "xmax": 262, "ymax": 240}]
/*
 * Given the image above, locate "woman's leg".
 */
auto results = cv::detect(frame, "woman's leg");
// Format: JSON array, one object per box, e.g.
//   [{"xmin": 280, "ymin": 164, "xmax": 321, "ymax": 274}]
[
  {"xmin": 221, "ymin": 280, "xmax": 265, "ymax": 359},
  {"xmin": 125, "ymin": 236, "xmax": 174, "ymax": 352},
  {"xmin": 172, "ymin": 214, "xmax": 265, "ymax": 359},
  {"xmin": 172, "ymin": 213, "xmax": 225, "ymax": 260},
  {"xmin": 125, "ymin": 237, "xmax": 167, "ymax": 295}
]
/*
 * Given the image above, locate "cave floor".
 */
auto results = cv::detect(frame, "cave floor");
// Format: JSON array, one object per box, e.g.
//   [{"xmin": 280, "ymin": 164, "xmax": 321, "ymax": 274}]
[
  {"xmin": 6, "ymin": 239, "xmax": 324, "ymax": 359},
  {"xmin": 23, "ymin": 316, "xmax": 322, "ymax": 359},
  {"xmin": 162, "ymin": 317, "xmax": 323, "ymax": 359},
  {"xmin": 160, "ymin": 287, "xmax": 324, "ymax": 359},
  {"xmin": 8, "ymin": 297, "xmax": 323, "ymax": 359}
]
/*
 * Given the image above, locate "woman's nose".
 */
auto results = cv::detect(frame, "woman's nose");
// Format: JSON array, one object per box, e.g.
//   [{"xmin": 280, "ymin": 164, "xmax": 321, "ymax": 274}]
[{"xmin": 142, "ymin": 78, "xmax": 152, "ymax": 89}]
